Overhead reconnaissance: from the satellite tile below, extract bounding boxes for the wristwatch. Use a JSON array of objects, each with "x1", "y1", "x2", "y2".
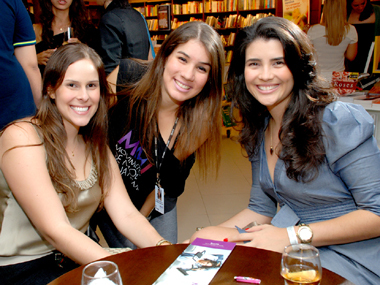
[{"x1": 297, "y1": 223, "x2": 313, "y2": 244}]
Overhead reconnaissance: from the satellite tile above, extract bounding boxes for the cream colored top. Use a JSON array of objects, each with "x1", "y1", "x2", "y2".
[{"x1": 0, "y1": 163, "x2": 101, "y2": 265}]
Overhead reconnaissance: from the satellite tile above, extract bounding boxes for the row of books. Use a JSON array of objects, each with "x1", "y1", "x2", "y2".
[
  {"x1": 134, "y1": 0, "x2": 275, "y2": 17},
  {"x1": 172, "y1": 17, "x2": 202, "y2": 29},
  {"x1": 173, "y1": 2, "x2": 203, "y2": 14},
  {"x1": 148, "y1": 12, "x2": 271, "y2": 31},
  {"x1": 205, "y1": 12, "x2": 271, "y2": 29}
]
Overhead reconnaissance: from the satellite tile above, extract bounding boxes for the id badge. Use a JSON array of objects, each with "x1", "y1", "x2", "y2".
[{"x1": 155, "y1": 184, "x2": 164, "y2": 214}]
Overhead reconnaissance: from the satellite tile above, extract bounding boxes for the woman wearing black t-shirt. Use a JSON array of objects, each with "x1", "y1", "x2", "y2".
[{"x1": 93, "y1": 22, "x2": 225, "y2": 248}]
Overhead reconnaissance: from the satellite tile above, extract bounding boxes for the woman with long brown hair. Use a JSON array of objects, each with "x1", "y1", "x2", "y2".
[
  {"x1": 0, "y1": 43, "x2": 169, "y2": 284},
  {"x1": 93, "y1": 21, "x2": 225, "y2": 248}
]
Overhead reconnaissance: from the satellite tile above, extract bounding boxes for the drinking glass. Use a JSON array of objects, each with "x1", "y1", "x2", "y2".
[
  {"x1": 63, "y1": 27, "x2": 74, "y2": 45},
  {"x1": 281, "y1": 244, "x2": 322, "y2": 285},
  {"x1": 81, "y1": 260, "x2": 123, "y2": 285}
]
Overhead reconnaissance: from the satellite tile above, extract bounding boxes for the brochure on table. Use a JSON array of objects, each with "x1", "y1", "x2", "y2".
[{"x1": 153, "y1": 238, "x2": 236, "y2": 285}]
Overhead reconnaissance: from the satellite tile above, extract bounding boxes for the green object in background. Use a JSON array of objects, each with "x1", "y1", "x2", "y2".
[{"x1": 222, "y1": 105, "x2": 234, "y2": 128}]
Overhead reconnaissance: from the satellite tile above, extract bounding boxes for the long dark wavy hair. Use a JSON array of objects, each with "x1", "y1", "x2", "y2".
[
  {"x1": 38, "y1": 0, "x2": 89, "y2": 46},
  {"x1": 347, "y1": 0, "x2": 374, "y2": 21},
  {"x1": 37, "y1": 43, "x2": 111, "y2": 211},
  {"x1": 229, "y1": 16, "x2": 337, "y2": 182},
  {"x1": 118, "y1": 21, "x2": 225, "y2": 179}
]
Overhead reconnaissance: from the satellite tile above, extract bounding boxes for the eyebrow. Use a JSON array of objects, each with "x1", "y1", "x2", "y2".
[
  {"x1": 177, "y1": 51, "x2": 211, "y2": 67},
  {"x1": 64, "y1": 79, "x2": 99, "y2": 83},
  {"x1": 246, "y1": 56, "x2": 284, "y2": 63}
]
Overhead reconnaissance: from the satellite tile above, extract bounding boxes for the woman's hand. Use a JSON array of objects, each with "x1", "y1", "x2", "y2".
[
  {"x1": 37, "y1": 49, "x2": 56, "y2": 65},
  {"x1": 228, "y1": 224, "x2": 289, "y2": 253},
  {"x1": 67, "y1": 37, "x2": 81, "y2": 44}
]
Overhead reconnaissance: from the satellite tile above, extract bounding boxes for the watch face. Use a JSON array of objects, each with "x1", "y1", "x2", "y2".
[{"x1": 299, "y1": 227, "x2": 312, "y2": 241}]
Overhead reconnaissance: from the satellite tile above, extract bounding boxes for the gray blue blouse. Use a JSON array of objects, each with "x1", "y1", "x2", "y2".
[{"x1": 248, "y1": 101, "x2": 380, "y2": 285}]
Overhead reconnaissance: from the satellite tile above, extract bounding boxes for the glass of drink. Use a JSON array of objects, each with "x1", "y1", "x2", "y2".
[
  {"x1": 281, "y1": 244, "x2": 322, "y2": 285},
  {"x1": 63, "y1": 27, "x2": 74, "y2": 45},
  {"x1": 81, "y1": 260, "x2": 122, "y2": 285}
]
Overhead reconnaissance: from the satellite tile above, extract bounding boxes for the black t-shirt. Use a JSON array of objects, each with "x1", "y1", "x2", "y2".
[{"x1": 108, "y1": 96, "x2": 195, "y2": 216}]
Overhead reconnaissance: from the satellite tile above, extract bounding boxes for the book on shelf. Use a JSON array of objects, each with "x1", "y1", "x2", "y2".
[
  {"x1": 226, "y1": 50, "x2": 233, "y2": 63},
  {"x1": 152, "y1": 238, "x2": 236, "y2": 285}
]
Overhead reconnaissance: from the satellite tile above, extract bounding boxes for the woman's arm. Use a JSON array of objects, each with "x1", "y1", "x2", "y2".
[
  {"x1": 103, "y1": 148, "x2": 166, "y2": 247},
  {"x1": 0, "y1": 123, "x2": 111, "y2": 265},
  {"x1": 189, "y1": 208, "x2": 272, "y2": 243},
  {"x1": 345, "y1": 42, "x2": 358, "y2": 61}
]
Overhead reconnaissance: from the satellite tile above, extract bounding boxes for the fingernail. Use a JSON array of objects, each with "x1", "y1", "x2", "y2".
[
  {"x1": 223, "y1": 238, "x2": 228, "y2": 242},
  {"x1": 245, "y1": 228, "x2": 250, "y2": 230}
]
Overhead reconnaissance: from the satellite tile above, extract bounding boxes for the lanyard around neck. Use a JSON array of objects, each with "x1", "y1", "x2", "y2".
[{"x1": 154, "y1": 117, "x2": 179, "y2": 186}]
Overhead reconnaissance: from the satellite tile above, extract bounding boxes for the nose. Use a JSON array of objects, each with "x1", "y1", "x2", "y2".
[
  {"x1": 77, "y1": 86, "x2": 90, "y2": 101},
  {"x1": 181, "y1": 66, "x2": 195, "y2": 81},
  {"x1": 258, "y1": 65, "x2": 274, "y2": 81}
]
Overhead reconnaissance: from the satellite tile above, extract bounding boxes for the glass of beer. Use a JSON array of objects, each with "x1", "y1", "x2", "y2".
[{"x1": 281, "y1": 244, "x2": 322, "y2": 285}]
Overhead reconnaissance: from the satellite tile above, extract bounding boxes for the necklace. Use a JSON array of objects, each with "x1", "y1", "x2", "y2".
[
  {"x1": 69, "y1": 137, "x2": 79, "y2": 157},
  {"x1": 269, "y1": 119, "x2": 274, "y2": 155}
]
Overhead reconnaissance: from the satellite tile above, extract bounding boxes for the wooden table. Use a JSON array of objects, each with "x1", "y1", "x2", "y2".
[{"x1": 49, "y1": 244, "x2": 348, "y2": 284}]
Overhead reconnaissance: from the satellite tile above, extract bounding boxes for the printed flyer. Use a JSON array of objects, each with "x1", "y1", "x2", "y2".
[
  {"x1": 153, "y1": 238, "x2": 236, "y2": 285},
  {"x1": 283, "y1": 0, "x2": 310, "y2": 32}
]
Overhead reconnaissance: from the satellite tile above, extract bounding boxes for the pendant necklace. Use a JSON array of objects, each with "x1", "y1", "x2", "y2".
[
  {"x1": 70, "y1": 137, "x2": 79, "y2": 157},
  {"x1": 269, "y1": 119, "x2": 274, "y2": 155}
]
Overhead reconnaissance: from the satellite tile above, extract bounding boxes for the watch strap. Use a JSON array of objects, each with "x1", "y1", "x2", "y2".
[{"x1": 286, "y1": 226, "x2": 299, "y2": 245}]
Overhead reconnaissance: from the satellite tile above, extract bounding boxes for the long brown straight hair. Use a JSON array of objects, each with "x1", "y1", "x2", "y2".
[
  {"x1": 321, "y1": 0, "x2": 350, "y2": 46},
  {"x1": 120, "y1": 21, "x2": 225, "y2": 179},
  {"x1": 37, "y1": 43, "x2": 111, "y2": 211}
]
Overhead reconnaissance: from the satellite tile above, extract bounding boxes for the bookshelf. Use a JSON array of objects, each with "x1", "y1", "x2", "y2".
[{"x1": 130, "y1": 0, "x2": 282, "y2": 60}]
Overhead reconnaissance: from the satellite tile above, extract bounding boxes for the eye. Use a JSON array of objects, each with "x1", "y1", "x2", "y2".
[
  {"x1": 247, "y1": 61, "x2": 259, "y2": 67},
  {"x1": 198, "y1": 65, "x2": 208, "y2": 73},
  {"x1": 67, "y1": 83, "x2": 77, "y2": 88},
  {"x1": 88, "y1": 83, "x2": 98, "y2": 88},
  {"x1": 178, "y1": 56, "x2": 187, "y2": 63},
  {"x1": 274, "y1": 60, "x2": 286, "y2": 67}
]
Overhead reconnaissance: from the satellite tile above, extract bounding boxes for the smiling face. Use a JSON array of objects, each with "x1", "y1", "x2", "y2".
[
  {"x1": 161, "y1": 39, "x2": 211, "y2": 108},
  {"x1": 351, "y1": 0, "x2": 367, "y2": 14},
  {"x1": 49, "y1": 58, "x2": 100, "y2": 132},
  {"x1": 244, "y1": 38, "x2": 294, "y2": 114}
]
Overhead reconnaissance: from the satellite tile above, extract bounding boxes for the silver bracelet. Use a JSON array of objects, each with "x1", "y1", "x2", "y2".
[{"x1": 286, "y1": 226, "x2": 299, "y2": 245}]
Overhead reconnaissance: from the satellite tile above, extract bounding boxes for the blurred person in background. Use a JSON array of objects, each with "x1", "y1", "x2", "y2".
[
  {"x1": 346, "y1": 0, "x2": 380, "y2": 73},
  {"x1": 34, "y1": 0, "x2": 99, "y2": 75},
  {"x1": 96, "y1": 0, "x2": 151, "y2": 75},
  {"x1": 307, "y1": 0, "x2": 357, "y2": 82}
]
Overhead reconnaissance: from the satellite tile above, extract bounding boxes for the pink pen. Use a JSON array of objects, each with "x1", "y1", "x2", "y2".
[{"x1": 234, "y1": 276, "x2": 261, "y2": 284}]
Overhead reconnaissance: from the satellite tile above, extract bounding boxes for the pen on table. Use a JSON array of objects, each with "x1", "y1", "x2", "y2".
[{"x1": 234, "y1": 276, "x2": 261, "y2": 284}]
